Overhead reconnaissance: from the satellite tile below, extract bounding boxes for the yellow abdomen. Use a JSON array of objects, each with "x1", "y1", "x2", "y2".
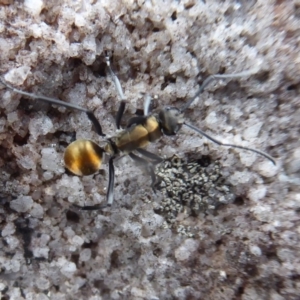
[
  {"x1": 64, "y1": 140, "x2": 104, "y2": 176},
  {"x1": 116, "y1": 115, "x2": 162, "y2": 153}
]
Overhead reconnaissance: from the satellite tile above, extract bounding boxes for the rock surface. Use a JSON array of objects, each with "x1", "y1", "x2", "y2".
[{"x1": 0, "y1": 1, "x2": 299, "y2": 299}]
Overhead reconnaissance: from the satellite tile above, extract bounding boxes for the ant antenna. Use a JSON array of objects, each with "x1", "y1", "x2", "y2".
[
  {"x1": 183, "y1": 122, "x2": 276, "y2": 165},
  {"x1": 180, "y1": 68, "x2": 259, "y2": 113},
  {"x1": 0, "y1": 76, "x2": 105, "y2": 136}
]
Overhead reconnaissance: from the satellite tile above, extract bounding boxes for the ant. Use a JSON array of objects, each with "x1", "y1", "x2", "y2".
[{"x1": 0, "y1": 57, "x2": 275, "y2": 209}]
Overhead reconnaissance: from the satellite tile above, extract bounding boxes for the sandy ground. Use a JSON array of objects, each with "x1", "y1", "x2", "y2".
[{"x1": 0, "y1": 0, "x2": 299, "y2": 299}]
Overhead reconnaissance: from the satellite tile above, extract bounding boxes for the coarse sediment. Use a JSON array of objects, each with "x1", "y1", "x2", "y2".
[{"x1": 0, "y1": 1, "x2": 299, "y2": 299}]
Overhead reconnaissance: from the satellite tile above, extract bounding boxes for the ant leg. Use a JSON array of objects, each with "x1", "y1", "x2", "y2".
[
  {"x1": 136, "y1": 148, "x2": 163, "y2": 165},
  {"x1": 106, "y1": 156, "x2": 115, "y2": 206},
  {"x1": 72, "y1": 156, "x2": 115, "y2": 210},
  {"x1": 116, "y1": 101, "x2": 126, "y2": 129},
  {"x1": 72, "y1": 203, "x2": 108, "y2": 210},
  {"x1": 143, "y1": 95, "x2": 152, "y2": 116},
  {"x1": 129, "y1": 152, "x2": 157, "y2": 192},
  {"x1": 0, "y1": 77, "x2": 105, "y2": 136},
  {"x1": 180, "y1": 68, "x2": 259, "y2": 112},
  {"x1": 105, "y1": 56, "x2": 126, "y2": 129}
]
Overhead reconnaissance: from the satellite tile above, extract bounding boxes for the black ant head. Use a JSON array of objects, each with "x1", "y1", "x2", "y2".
[{"x1": 158, "y1": 107, "x2": 184, "y2": 135}]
